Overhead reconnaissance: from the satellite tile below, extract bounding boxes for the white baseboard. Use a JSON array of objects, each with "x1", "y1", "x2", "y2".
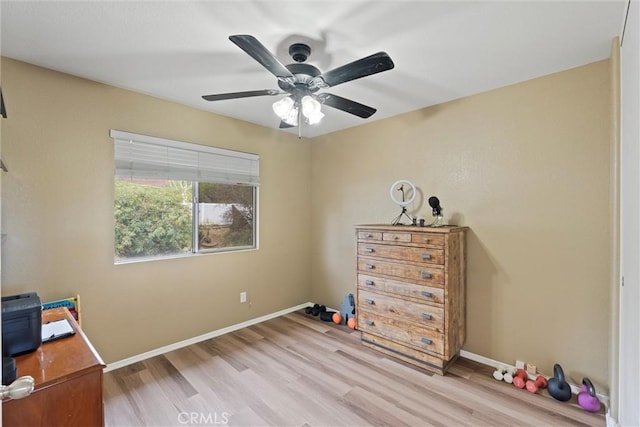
[
  {"x1": 605, "y1": 411, "x2": 619, "y2": 427},
  {"x1": 104, "y1": 302, "x2": 313, "y2": 373},
  {"x1": 460, "y1": 350, "x2": 610, "y2": 408}
]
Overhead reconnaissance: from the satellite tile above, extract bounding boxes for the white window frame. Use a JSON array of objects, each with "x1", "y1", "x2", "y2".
[{"x1": 111, "y1": 130, "x2": 259, "y2": 262}]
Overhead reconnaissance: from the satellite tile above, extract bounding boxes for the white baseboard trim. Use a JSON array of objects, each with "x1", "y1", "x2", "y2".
[
  {"x1": 104, "y1": 302, "x2": 313, "y2": 373},
  {"x1": 460, "y1": 350, "x2": 610, "y2": 408}
]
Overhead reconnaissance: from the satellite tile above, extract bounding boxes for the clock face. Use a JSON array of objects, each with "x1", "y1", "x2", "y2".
[{"x1": 390, "y1": 180, "x2": 416, "y2": 207}]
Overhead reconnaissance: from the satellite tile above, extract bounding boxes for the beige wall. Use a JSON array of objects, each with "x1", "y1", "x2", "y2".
[
  {"x1": 0, "y1": 58, "x2": 312, "y2": 363},
  {"x1": 311, "y1": 60, "x2": 613, "y2": 389},
  {"x1": 1, "y1": 56, "x2": 614, "y2": 391}
]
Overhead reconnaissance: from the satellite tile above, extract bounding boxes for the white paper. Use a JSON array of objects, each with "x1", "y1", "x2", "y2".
[{"x1": 41, "y1": 318, "x2": 75, "y2": 342}]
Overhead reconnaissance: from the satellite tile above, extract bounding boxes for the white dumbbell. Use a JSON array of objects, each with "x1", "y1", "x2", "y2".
[
  {"x1": 503, "y1": 367, "x2": 516, "y2": 384},
  {"x1": 492, "y1": 366, "x2": 506, "y2": 381}
]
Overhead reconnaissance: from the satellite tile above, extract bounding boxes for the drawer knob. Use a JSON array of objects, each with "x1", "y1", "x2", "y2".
[
  {"x1": 365, "y1": 247, "x2": 375, "y2": 253},
  {"x1": 421, "y1": 291, "x2": 433, "y2": 298},
  {"x1": 365, "y1": 320, "x2": 375, "y2": 326},
  {"x1": 365, "y1": 299, "x2": 375, "y2": 305},
  {"x1": 421, "y1": 271, "x2": 432, "y2": 279},
  {"x1": 422, "y1": 313, "x2": 432, "y2": 320},
  {"x1": 421, "y1": 253, "x2": 432, "y2": 260},
  {"x1": 366, "y1": 234, "x2": 373, "y2": 238},
  {"x1": 366, "y1": 264, "x2": 375, "y2": 270},
  {"x1": 393, "y1": 236, "x2": 399, "y2": 240},
  {"x1": 365, "y1": 280, "x2": 375, "y2": 286},
  {"x1": 424, "y1": 238, "x2": 429, "y2": 243},
  {"x1": 421, "y1": 337, "x2": 433, "y2": 345}
]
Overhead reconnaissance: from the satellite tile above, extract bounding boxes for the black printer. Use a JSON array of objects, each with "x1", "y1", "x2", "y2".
[{"x1": 2, "y1": 292, "x2": 42, "y2": 357}]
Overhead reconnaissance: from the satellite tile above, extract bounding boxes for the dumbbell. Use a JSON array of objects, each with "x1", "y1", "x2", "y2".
[
  {"x1": 512, "y1": 369, "x2": 528, "y2": 389},
  {"x1": 310, "y1": 304, "x2": 326, "y2": 316},
  {"x1": 492, "y1": 367, "x2": 506, "y2": 381},
  {"x1": 503, "y1": 367, "x2": 516, "y2": 384},
  {"x1": 526, "y1": 375, "x2": 548, "y2": 393},
  {"x1": 492, "y1": 366, "x2": 516, "y2": 383}
]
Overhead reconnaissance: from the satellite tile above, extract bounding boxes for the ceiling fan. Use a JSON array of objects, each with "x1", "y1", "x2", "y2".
[{"x1": 202, "y1": 35, "x2": 395, "y2": 134}]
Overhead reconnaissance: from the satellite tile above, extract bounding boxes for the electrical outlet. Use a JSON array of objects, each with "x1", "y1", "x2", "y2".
[
  {"x1": 515, "y1": 360, "x2": 526, "y2": 370},
  {"x1": 526, "y1": 363, "x2": 537, "y2": 376},
  {"x1": 240, "y1": 292, "x2": 247, "y2": 303}
]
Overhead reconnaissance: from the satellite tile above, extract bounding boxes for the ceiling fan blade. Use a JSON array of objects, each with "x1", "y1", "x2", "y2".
[
  {"x1": 313, "y1": 52, "x2": 394, "y2": 88},
  {"x1": 202, "y1": 89, "x2": 282, "y2": 101},
  {"x1": 279, "y1": 121, "x2": 295, "y2": 129},
  {"x1": 229, "y1": 35, "x2": 294, "y2": 79},
  {"x1": 317, "y1": 93, "x2": 377, "y2": 118}
]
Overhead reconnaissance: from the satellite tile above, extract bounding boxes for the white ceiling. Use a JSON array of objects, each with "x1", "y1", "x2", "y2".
[{"x1": 0, "y1": 1, "x2": 626, "y2": 138}]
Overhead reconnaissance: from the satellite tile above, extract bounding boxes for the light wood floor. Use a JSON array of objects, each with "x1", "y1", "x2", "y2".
[{"x1": 104, "y1": 311, "x2": 605, "y2": 426}]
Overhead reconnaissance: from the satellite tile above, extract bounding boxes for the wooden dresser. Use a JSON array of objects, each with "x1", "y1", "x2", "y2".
[
  {"x1": 355, "y1": 224, "x2": 467, "y2": 375},
  {"x1": 2, "y1": 307, "x2": 105, "y2": 426}
]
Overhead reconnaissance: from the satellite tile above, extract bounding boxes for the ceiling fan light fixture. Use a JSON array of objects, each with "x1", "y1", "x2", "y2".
[
  {"x1": 273, "y1": 96, "x2": 299, "y2": 126},
  {"x1": 282, "y1": 106, "x2": 299, "y2": 126},
  {"x1": 272, "y1": 96, "x2": 298, "y2": 126},
  {"x1": 301, "y1": 95, "x2": 320, "y2": 115},
  {"x1": 301, "y1": 95, "x2": 324, "y2": 125},
  {"x1": 272, "y1": 96, "x2": 294, "y2": 117},
  {"x1": 306, "y1": 109, "x2": 324, "y2": 125}
]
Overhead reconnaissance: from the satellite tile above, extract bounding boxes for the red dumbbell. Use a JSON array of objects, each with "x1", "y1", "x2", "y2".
[
  {"x1": 526, "y1": 375, "x2": 548, "y2": 393},
  {"x1": 513, "y1": 369, "x2": 528, "y2": 389}
]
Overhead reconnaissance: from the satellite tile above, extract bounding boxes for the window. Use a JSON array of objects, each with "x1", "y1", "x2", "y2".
[{"x1": 111, "y1": 130, "x2": 258, "y2": 263}]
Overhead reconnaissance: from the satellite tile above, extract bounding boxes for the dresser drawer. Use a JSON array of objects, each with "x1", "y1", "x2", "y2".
[
  {"x1": 358, "y1": 243, "x2": 444, "y2": 265},
  {"x1": 411, "y1": 233, "x2": 445, "y2": 247},
  {"x1": 357, "y1": 230, "x2": 382, "y2": 241},
  {"x1": 382, "y1": 231, "x2": 412, "y2": 243},
  {"x1": 358, "y1": 289, "x2": 444, "y2": 332},
  {"x1": 357, "y1": 274, "x2": 444, "y2": 305},
  {"x1": 357, "y1": 310, "x2": 444, "y2": 355},
  {"x1": 357, "y1": 257, "x2": 444, "y2": 286}
]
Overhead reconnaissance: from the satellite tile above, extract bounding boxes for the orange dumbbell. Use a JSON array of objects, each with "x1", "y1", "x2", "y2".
[
  {"x1": 512, "y1": 369, "x2": 528, "y2": 389},
  {"x1": 526, "y1": 375, "x2": 548, "y2": 393}
]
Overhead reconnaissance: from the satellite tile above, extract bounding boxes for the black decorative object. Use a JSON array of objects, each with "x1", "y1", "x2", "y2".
[{"x1": 428, "y1": 196, "x2": 444, "y2": 227}]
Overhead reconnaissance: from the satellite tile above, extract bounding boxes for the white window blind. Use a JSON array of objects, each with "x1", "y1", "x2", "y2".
[{"x1": 110, "y1": 130, "x2": 259, "y2": 186}]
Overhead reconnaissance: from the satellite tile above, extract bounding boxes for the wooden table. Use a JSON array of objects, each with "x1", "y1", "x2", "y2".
[{"x1": 2, "y1": 307, "x2": 105, "y2": 426}]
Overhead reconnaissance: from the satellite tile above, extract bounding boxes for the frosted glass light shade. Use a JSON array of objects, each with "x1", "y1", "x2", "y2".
[
  {"x1": 306, "y1": 110, "x2": 324, "y2": 125},
  {"x1": 301, "y1": 96, "x2": 324, "y2": 124},
  {"x1": 272, "y1": 96, "x2": 294, "y2": 117},
  {"x1": 301, "y1": 96, "x2": 320, "y2": 115},
  {"x1": 282, "y1": 106, "x2": 299, "y2": 126},
  {"x1": 272, "y1": 96, "x2": 298, "y2": 126}
]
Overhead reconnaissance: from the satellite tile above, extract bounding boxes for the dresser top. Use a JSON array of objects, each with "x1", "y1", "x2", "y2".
[
  {"x1": 356, "y1": 224, "x2": 468, "y2": 233},
  {"x1": 10, "y1": 307, "x2": 105, "y2": 391}
]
